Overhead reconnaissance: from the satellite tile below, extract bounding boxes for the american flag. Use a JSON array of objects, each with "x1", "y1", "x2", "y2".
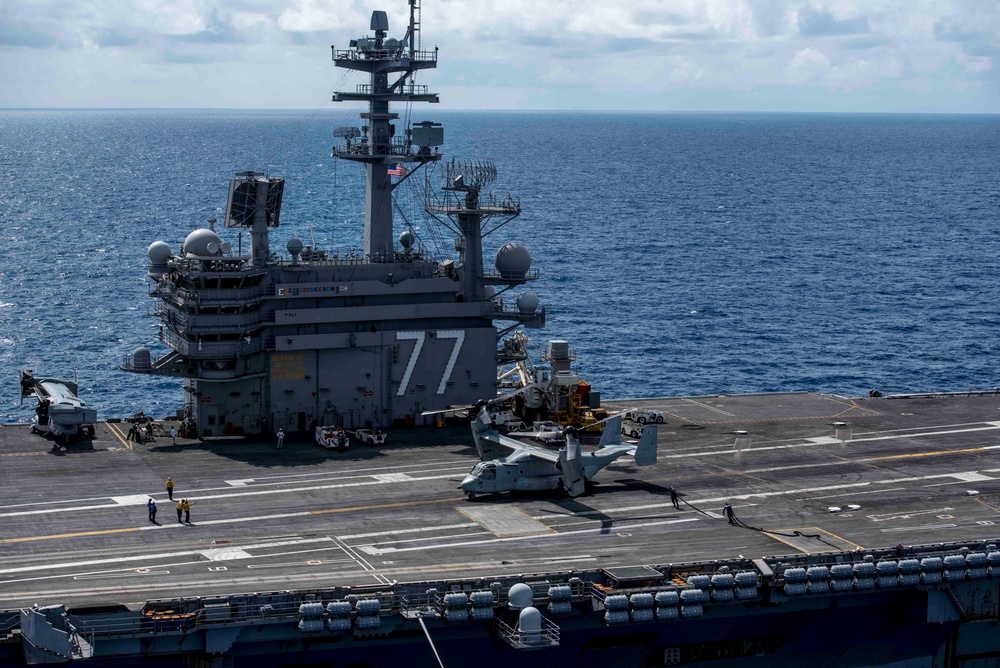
[{"x1": 387, "y1": 163, "x2": 408, "y2": 177}]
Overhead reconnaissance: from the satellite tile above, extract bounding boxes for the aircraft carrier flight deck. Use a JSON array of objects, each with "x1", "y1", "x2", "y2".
[{"x1": 4, "y1": 390, "x2": 1000, "y2": 612}]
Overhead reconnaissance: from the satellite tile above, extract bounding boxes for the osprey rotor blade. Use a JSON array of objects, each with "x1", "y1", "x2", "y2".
[
  {"x1": 420, "y1": 404, "x2": 476, "y2": 417},
  {"x1": 485, "y1": 383, "x2": 536, "y2": 408},
  {"x1": 576, "y1": 410, "x2": 625, "y2": 431},
  {"x1": 559, "y1": 440, "x2": 586, "y2": 497}
]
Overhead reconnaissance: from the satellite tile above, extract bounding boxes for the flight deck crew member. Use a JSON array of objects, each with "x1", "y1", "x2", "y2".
[
  {"x1": 147, "y1": 498, "x2": 157, "y2": 523},
  {"x1": 724, "y1": 502, "x2": 736, "y2": 525},
  {"x1": 170, "y1": 427, "x2": 178, "y2": 445},
  {"x1": 165, "y1": 476, "x2": 175, "y2": 500},
  {"x1": 669, "y1": 486, "x2": 681, "y2": 510},
  {"x1": 182, "y1": 499, "x2": 195, "y2": 523},
  {"x1": 276, "y1": 429, "x2": 285, "y2": 449},
  {"x1": 176, "y1": 499, "x2": 184, "y2": 523}
]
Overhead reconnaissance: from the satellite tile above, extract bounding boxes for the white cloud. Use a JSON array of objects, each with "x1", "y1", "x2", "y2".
[
  {"x1": 786, "y1": 47, "x2": 833, "y2": 83},
  {"x1": 0, "y1": 0, "x2": 996, "y2": 112},
  {"x1": 132, "y1": 0, "x2": 208, "y2": 35}
]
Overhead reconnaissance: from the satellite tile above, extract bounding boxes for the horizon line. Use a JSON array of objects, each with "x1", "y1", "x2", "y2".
[{"x1": 1, "y1": 106, "x2": 998, "y2": 117}]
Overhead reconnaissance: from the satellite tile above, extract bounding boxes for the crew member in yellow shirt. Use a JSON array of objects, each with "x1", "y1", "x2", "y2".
[{"x1": 182, "y1": 499, "x2": 196, "y2": 523}]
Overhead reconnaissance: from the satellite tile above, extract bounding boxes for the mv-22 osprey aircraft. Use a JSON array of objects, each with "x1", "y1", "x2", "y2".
[{"x1": 428, "y1": 397, "x2": 658, "y2": 499}]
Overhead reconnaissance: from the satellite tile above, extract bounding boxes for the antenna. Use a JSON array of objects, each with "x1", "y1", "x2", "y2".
[
  {"x1": 331, "y1": 0, "x2": 441, "y2": 260},
  {"x1": 441, "y1": 159, "x2": 498, "y2": 191}
]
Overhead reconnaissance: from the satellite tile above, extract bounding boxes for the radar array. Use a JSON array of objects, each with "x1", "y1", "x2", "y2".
[{"x1": 441, "y1": 159, "x2": 499, "y2": 191}]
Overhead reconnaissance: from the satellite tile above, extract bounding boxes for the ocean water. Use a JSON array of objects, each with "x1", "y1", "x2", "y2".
[{"x1": 1, "y1": 109, "x2": 998, "y2": 423}]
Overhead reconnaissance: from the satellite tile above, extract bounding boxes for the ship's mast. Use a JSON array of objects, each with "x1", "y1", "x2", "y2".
[{"x1": 331, "y1": 1, "x2": 441, "y2": 261}]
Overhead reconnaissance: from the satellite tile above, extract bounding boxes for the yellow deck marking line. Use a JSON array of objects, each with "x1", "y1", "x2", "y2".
[
  {"x1": 831, "y1": 402, "x2": 865, "y2": 418},
  {"x1": 1, "y1": 527, "x2": 141, "y2": 544},
  {"x1": 104, "y1": 423, "x2": 130, "y2": 450},
  {"x1": 2, "y1": 498, "x2": 465, "y2": 545},
  {"x1": 513, "y1": 504, "x2": 557, "y2": 534},
  {"x1": 309, "y1": 497, "x2": 462, "y2": 515},
  {"x1": 763, "y1": 526, "x2": 863, "y2": 553},
  {"x1": 866, "y1": 446, "x2": 988, "y2": 462},
  {"x1": 975, "y1": 497, "x2": 1000, "y2": 514},
  {"x1": 812, "y1": 526, "x2": 863, "y2": 550}
]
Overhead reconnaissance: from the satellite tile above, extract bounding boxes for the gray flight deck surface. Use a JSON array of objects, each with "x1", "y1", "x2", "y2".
[{"x1": 4, "y1": 391, "x2": 1000, "y2": 611}]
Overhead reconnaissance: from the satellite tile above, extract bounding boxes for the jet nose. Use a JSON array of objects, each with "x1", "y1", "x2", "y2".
[{"x1": 459, "y1": 475, "x2": 477, "y2": 491}]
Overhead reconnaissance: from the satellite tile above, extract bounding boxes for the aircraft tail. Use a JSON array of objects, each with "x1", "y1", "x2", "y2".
[
  {"x1": 598, "y1": 415, "x2": 622, "y2": 447},
  {"x1": 633, "y1": 425, "x2": 657, "y2": 466}
]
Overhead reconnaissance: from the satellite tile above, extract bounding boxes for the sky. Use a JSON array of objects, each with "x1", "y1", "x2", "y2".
[{"x1": 1, "y1": 0, "x2": 998, "y2": 113}]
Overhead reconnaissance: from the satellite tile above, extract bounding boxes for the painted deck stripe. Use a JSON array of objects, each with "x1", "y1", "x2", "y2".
[
  {"x1": 0, "y1": 473, "x2": 463, "y2": 518},
  {"x1": 363, "y1": 517, "x2": 700, "y2": 555},
  {"x1": 0, "y1": 537, "x2": 335, "y2": 575},
  {"x1": 666, "y1": 423, "x2": 1000, "y2": 459}
]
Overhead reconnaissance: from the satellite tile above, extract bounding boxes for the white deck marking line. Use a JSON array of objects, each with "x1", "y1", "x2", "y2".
[
  {"x1": 806, "y1": 487, "x2": 908, "y2": 500},
  {"x1": 372, "y1": 473, "x2": 413, "y2": 483},
  {"x1": 0, "y1": 473, "x2": 461, "y2": 518},
  {"x1": 340, "y1": 522, "x2": 477, "y2": 540},
  {"x1": 74, "y1": 570, "x2": 171, "y2": 581},
  {"x1": 804, "y1": 437, "x2": 840, "y2": 445},
  {"x1": 359, "y1": 530, "x2": 494, "y2": 549},
  {"x1": 458, "y1": 505, "x2": 553, "y2": 537},
  {"x1": 538, "y1": 469, "x2": 1000, "y2": 519},
  {"x1": 243, "y1": 459, "x2": 465, "y2": 482},
  {"x1": 201, "y1": 547, "x2": 254, "y2": 561},
  {"x1": 1, "y1": 562, "x2": 484, "y2": 604},
  {"x1": 665, "y1": 425, "x2": 1000, "y2": 459},
  {"x1": 363, "y1": 517, "x2": 700, "y2": 555},
  {"x1": 0, "y1": 537, "x2": 335, "y2": 576},
  {"x1": 950, "y1": 471, "x2": 995, "y2": 482},
  {"x1": 186, "y1": 466, "x2": 470, "y2": 493},
  {"x1": 655, "y1": 420, "x2": 1000, "y2": 456},
  {"x1": 880, "y1": 524, "x2": 958, "y2": 533},
  {"x1": 852, "y1": 422, "x2": 1000, "y2": 436},
  {"x1": 921, "y1": 479, "x2": 1000, "y2": 488},
  {"x1": 332, "y1": 535, "x2": 391, "y2": 585},
  {"x1": 110, "y1": 494, "x2": 153, "y2": 506},
  {"x1": 8, "y1": 551, "x2": 349, "y2": 587},
  {"x1": 741, "y1": 461, "x2": 854, "y2": 474},
  {"x1": 867, "y1": 508, "x2": 954, "y2": 522},
  {"x1": 742, "y1": 448, "x2": 1000, "y2": 474},
  {"x1": 220, "y1": 464, "x2": 470, "y2": 489},
  {"x1": 2, "y1": 555, "x2": 356, "y2": 588},
  {"x1": 0, "y1": 461, "x2": 471, "y2": 511},
  {"x1": 247, "y1": 558, "x2": 358, "y2": 570}
]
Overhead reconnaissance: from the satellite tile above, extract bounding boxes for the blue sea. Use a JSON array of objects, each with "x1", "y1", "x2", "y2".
[{"x1": 1, "y1": 109, "x2": 998, "y2": 423}]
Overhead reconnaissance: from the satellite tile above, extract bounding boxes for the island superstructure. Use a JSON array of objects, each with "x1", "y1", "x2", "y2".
[{"x1": 121, "y1": 1, "x2": 544, "y2": 436}]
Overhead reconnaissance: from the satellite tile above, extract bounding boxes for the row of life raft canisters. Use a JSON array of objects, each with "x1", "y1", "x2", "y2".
[
  {"x1": 779, "y1": 551, "x2": 1000, "y2": 596},
  {"x1": 297, "y1": 599, "x2": 382, "y2": 633}
]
